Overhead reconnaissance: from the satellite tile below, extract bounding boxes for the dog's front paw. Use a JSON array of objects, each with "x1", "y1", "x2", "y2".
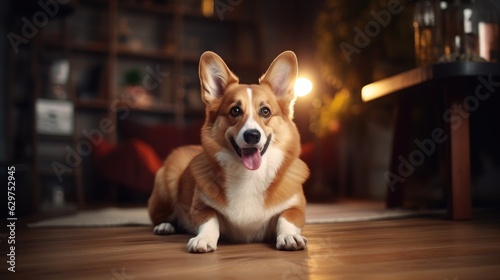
[
  {"x1": 276, "y1": 234, "x2": 308, "y2": 251},
  {"x1": 153, "y1": 222, "x2": 176, "y2": 235},
  {"x1": 187, "y1": 236, "x2": 217, "y2": 253}
]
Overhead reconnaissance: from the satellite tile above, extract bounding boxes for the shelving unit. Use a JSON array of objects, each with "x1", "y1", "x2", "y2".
[{"x1": 6, "y1": 0, "x2": 264, "y2": 210}]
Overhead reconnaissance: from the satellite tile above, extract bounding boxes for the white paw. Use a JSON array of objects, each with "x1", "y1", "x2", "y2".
[
  {"x1": 187, "y1": 236, "x2": 217, "y2": 253},
  {"x1": 276, "y1": 234, "x2": 308, "y2": 251},
  {"x1": 153, "y1": 222, "x2": 176, "y2": 235}
]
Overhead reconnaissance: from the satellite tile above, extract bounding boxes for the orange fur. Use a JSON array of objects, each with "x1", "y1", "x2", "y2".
[{"x1": 148, "y1": 51, "x2": 310, "y2": 252}]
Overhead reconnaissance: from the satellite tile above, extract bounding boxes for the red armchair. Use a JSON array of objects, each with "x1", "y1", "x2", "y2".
[{"x1": 92, "y1": 121, "x2": 203, "y2": 193}]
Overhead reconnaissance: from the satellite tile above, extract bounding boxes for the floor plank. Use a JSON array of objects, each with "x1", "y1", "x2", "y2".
[{"x1": 4, "y1": 213, "x2": 500, "y2": 279}]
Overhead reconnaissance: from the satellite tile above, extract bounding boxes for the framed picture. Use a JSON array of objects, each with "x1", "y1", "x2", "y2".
[{"x1": 36, "y1": 99, "x2": 74, "y2": 136}]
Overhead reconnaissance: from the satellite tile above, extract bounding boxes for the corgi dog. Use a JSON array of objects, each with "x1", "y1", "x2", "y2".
[{"x1": 148, "y1": 50, "x2": 309, "y2": 253}]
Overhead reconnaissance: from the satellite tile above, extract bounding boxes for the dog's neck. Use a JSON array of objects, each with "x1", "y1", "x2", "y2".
[{"x1": 215, "y1": 145, "x2": 285, "y2": 190}]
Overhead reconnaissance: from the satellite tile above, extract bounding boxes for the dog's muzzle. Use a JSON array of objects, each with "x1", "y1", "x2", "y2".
[{"x1": 230, "y1": 133, "x2": 272, "y2": 170}]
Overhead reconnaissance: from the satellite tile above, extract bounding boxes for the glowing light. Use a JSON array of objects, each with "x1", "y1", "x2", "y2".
[
  {"x1": 361, "y1": 84, "x2": 385, "y2": 101},
  {"x1": 294, "y1": 77, "x2": 313, "y2": 97},
  {"x1": 202, "y1": 0, "x2": 214, "y2": 17}
]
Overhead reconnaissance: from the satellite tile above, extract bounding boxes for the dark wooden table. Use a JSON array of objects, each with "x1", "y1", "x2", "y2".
[{"x1": 362, "y1": 62, "x2": 500, "y2": 220}]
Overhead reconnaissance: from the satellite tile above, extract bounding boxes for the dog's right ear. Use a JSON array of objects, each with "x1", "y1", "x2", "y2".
[{"x1": 199, "y1": 51, "x2": 239, "y2": 104}]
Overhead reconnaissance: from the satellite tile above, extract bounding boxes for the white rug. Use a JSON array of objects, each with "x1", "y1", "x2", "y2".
[{"x1": 28, "y1": 203, "x2": 445, "y2": 228}]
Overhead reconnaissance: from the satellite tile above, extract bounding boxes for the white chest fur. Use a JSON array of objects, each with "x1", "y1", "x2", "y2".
[{"x1": 207, "y1": 146, "x2": 298, "y2": 242}]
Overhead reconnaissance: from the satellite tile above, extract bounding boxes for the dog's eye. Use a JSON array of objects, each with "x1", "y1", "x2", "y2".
[
  {"x1": 230, "y1": 106, "x2": 242, "y2": 117},
  {"x1": 260, "y1": 107, "x2": 271, "y2": 118}
]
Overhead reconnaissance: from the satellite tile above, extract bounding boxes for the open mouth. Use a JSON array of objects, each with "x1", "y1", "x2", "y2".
[{"x1": 230, "y1": 134, "x2": 272, "y2": 170}]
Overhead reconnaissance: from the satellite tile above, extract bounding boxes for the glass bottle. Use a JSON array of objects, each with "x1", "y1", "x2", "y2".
[
  {"x1": 413, "y1": 0, "x2": 443, "y2": 66},
  {"x1": 440, "y1": 0, "x2": 499, "y2": 62}
]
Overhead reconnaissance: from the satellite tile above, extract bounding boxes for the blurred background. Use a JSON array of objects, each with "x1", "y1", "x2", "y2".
[{"x1": 1, "y1": 0, "x2": 499, "y2": 215}]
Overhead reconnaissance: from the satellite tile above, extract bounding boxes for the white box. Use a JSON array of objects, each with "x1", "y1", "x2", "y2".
[{"x1": 36, "y1": 99, "x2": 74, "y2": 136}]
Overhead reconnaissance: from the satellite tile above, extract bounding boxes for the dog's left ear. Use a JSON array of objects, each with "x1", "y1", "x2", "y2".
[
  {"x1": 259, "y1": 51, "x2": 298, "y2": 101},
  {"x1": 199, "y1": 51, "x2": 239, "y2": 104}
]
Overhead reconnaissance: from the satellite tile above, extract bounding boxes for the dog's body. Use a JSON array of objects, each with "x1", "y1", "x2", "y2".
[{"x1": 148, "y1": 51, "x2": 309, "y2": 253}]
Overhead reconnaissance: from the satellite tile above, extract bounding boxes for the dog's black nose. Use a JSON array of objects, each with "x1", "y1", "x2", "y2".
[{"x1": 243, "y1": 129, "x2": 261, "y2": 145}]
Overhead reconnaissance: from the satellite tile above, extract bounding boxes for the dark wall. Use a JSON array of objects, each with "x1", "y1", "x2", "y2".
[{"x1": 0, "y1": 0, "x2": 10, "y2": 163}]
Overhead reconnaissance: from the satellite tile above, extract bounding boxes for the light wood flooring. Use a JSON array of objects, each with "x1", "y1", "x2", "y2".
[{"x1": 5, "y1": 212, "x2": 500, "y2": 280}]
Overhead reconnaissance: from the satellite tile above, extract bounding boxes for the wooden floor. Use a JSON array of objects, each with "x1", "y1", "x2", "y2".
[{"x1": 6, "y1": 213, "x2": 500, "y2": 280}]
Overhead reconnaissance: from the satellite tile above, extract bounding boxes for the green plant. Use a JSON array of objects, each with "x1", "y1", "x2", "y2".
[{"x1": 124, "y1": 69, "x2": 143, "y2": 86}]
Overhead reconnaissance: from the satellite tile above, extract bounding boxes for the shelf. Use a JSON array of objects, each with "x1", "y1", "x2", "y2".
[
  {"x1": 180, "y1": 52, "x2": 202, "y2": 64},
  {"x1": 7, "y1": 0, "x2": 263, "y2": 209},
  {"x1": 182, "y1": 10, "x2": 255, "y2": 26},
  {"x1": 76, "y1": 99, "x2": 109, "y2": 110},
  {"x1": 45, "y1": 40, "x2": 109, "y2": 54},
  {"x1": 181, "y1": 52, "x2": 260, "y2": 70},
  {"x1": 45, "y1": 40, "x2": 178, "y2": 60},
  {"x1": 70, "y1": 41, "x2": 109, "y2": 54},
  {"x1": 77, "y1": 98, "x2": 179, "y2": 114},
  {"x1": 118, "y1": 2, "x2": 177, "y2": 15},
  {"x1": 114, "y1": 101, "x2": 177, "y2": 115},
  {"x1": 37, "y1": 134, "x2": 74, "y2": 141},
  {"x1": 184, "y1": 107, "x2": 205, "y2": 118},
  {"x1": 116, "y1": 46, "x2": 176, "y2": 60}
]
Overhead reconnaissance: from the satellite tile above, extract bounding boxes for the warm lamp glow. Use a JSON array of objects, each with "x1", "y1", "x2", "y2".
[
  {"x1": 361, "y1": 84, "x2": 385, "y2": 101},
  {"x1": 202, "y1": 0, "x2": 214, "y2": 17},
  {"x1": 294, "y1": 77, "x2": 313, "y2": 97}
]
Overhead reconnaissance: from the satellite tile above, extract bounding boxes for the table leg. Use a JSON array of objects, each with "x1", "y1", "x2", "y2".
[
  {"x1": 386, "y1": 98, "x2": 412, "y2": 208},
  {"x1": 445, "y1": 88, "x2": 472, "y2": 220}
]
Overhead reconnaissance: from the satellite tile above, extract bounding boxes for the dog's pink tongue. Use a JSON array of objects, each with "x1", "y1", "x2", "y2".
[{"x1": 241, "y1": 148, "x2": 262, "y2": 170}]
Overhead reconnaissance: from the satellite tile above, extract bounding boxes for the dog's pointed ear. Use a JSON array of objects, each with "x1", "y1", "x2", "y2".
[
  {"x1": 259, "y1": 51, "x2": 298, "y2": 100},
  {"x1": 199, "y1": 51, "x2": 239, "y2": 104}
]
